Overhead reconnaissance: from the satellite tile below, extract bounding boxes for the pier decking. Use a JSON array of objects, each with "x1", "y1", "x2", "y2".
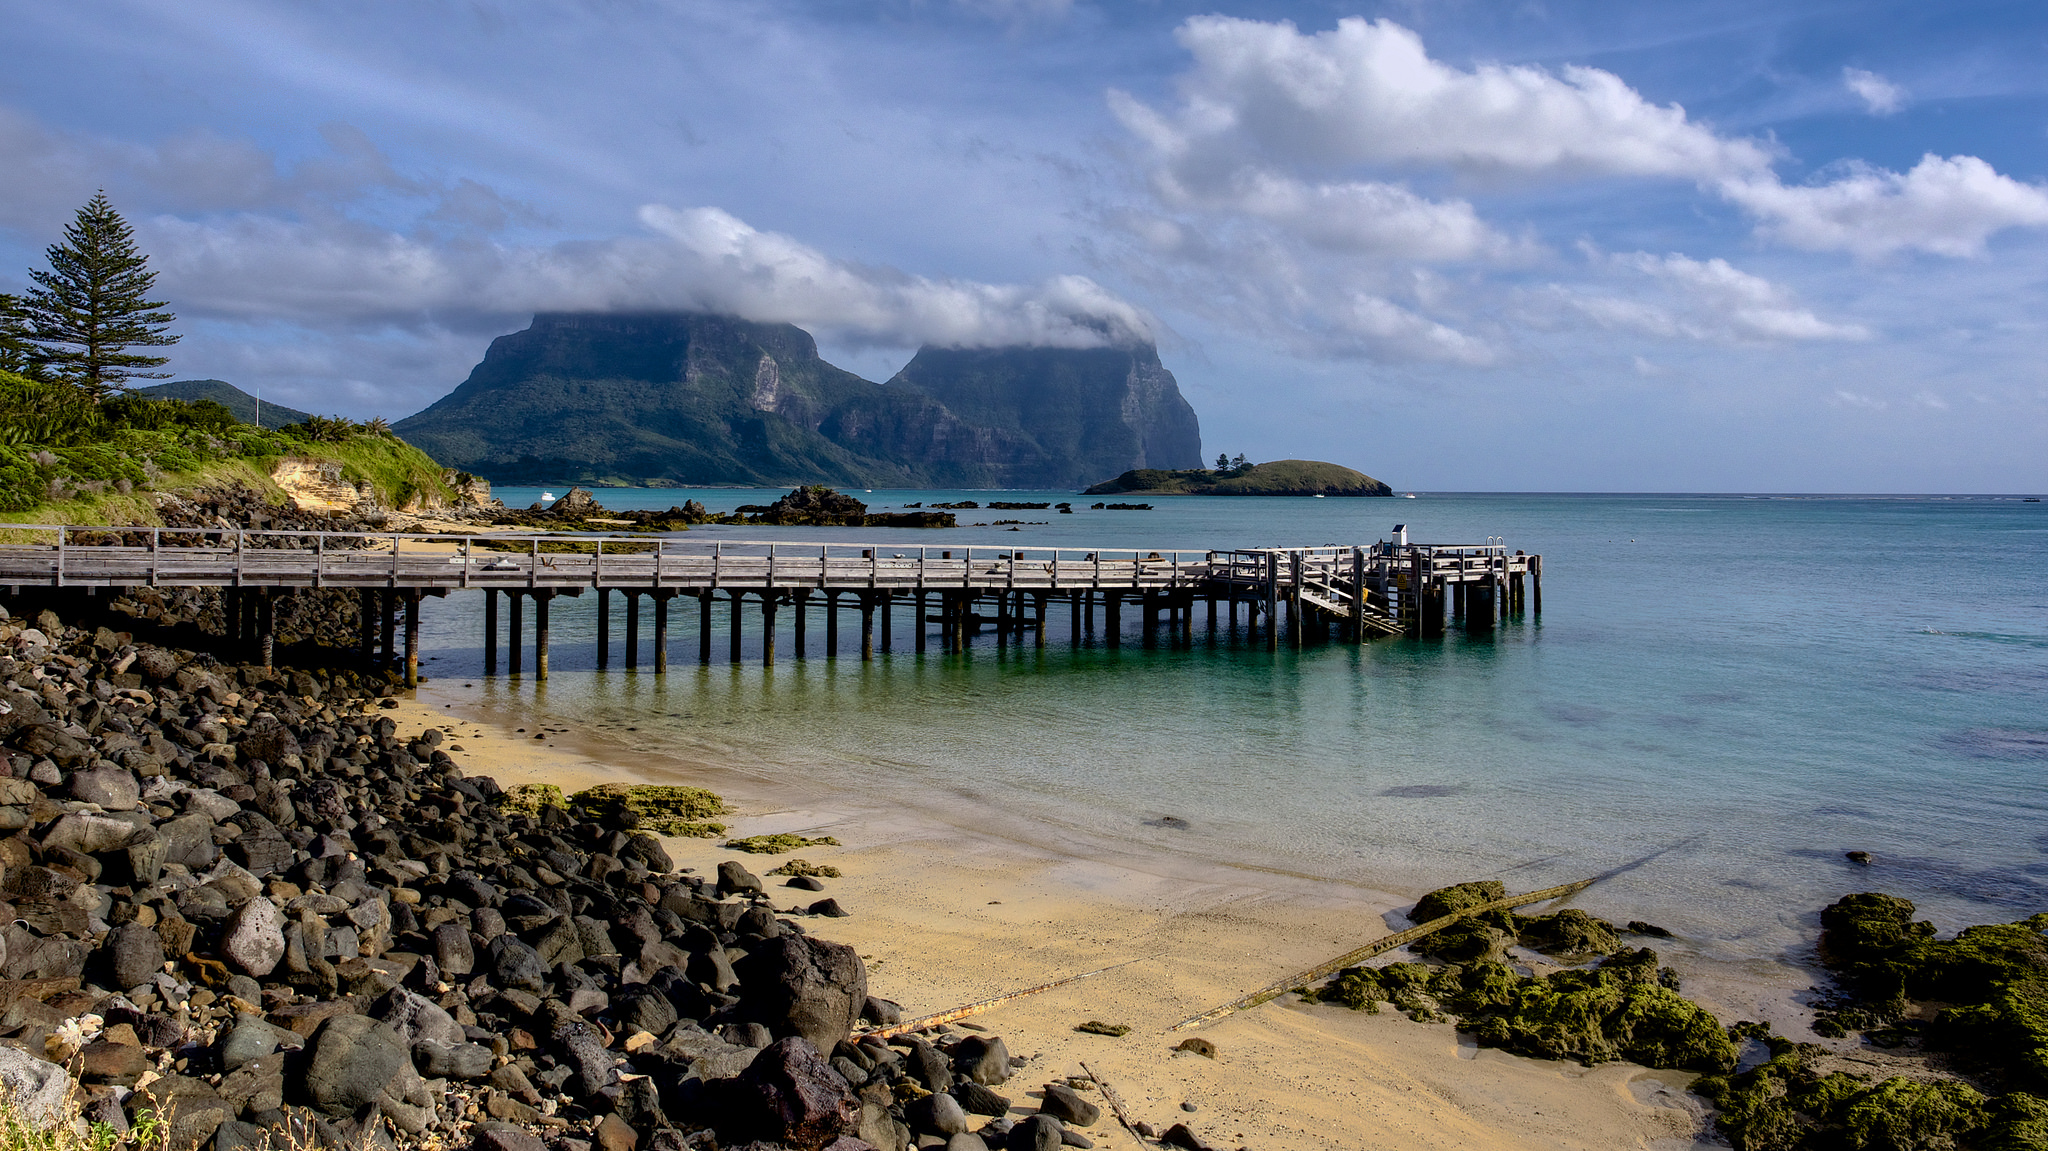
[{"x1": 0, "y1": 527, "x2": 1540, "y2": 685}]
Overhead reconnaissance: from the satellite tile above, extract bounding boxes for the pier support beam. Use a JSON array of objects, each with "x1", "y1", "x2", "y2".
[
  {"x1": 699, "y1": 592, "x2": 713, "y2": 665},
  {"x1": 794, "y1": 591, "x2": 809, "y2": 658},
  {"x1": 509, "y1": 592, "x2": 523, "y2": 676},
  {"x1": 1084, "y1": 592, "x2": 1094, "y2": 635},
  {"x1": 879, "y1": 592, "x2": 892, "y2": 653},
  {"x1": 1265, "y1": 553, "x2": 1280, "y2": 652},
  {"x1": 360, "y1": 588, "x2": 377, "y2": 663},
  {"x1": 916, "y1": 591, "x2": 927, "y2": 654},
  {"x1": 826, "y1": 592, "x2": 840, "y2": 658},
  {"x1": 483, "y1": 589, "x2": 497, "y2": 675},
  {"x1": 1105, "y1": 593, "x2": 1122, "y2": 649},
  {"x1": 597, "y1": 589, "x2": 610, "y2": 669},
  {"x1": 257, "y1": 590, "x2": 276, "y2": 670},
  {"x1": 535, "y1": 590, "x2": 553, "y2": 681},
  {"x1": 1467, "y1": 581, "x2": 1494, "y2": 631},
  {"x1": 761, "y1": 594, "x2": 777, "y2": 667},
  {"x1": 654, "y1": 591, "x2": 671, "y2": 674},
  {"x1": 380, "y1": 589, "x2": 397, "y2": 666},
  {"x1": 730, "y1": 592, "x2": 743, "y2": 664},
  {"x1": 860, "y1": 595, "x2": 875, "y2": 661},
  {"x1": 1532, "y1": 556, "x2": 1543, "y2": 614},
  {"x1": 401, "y1": 591, "x2": 419, "y2": 687},
  {"x1": 1034, "y1": 594, "x2": 1047, "y2": 648},
  {"x1": 626, "y1": 592, "x2": 640, "y2": 670}
]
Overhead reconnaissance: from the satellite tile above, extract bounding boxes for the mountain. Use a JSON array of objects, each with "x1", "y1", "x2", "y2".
[
  {"x1": 1085, "y1": 459, "x2": 1393, "y2": 497},
  {"x1": 138, "y1": 380, "x2": 313, "y2": 429},
  {"x1": 392, "y1": 312, "x2": 1204, "y2": 488},
  {"x1": 887, "y1": 343, "x2": 1203, "y2": 487}
]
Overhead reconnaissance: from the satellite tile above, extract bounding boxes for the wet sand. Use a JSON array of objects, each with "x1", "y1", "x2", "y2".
[{"x1": 390, "y1": 683, "x2": 1717, "y2": 1151}]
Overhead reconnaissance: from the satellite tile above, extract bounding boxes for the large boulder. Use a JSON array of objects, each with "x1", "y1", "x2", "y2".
[
  {"x1": 302, "y1": 1014, "x2": 409, "y2": 1115},
  {"x1": 0, "y1": 1045, "x2": 71, "y2": 1124},
  {"x1": 737, "y1": 1037, "x2": 860, "y2": 1151},
  {"x1": 735, "y1": 934, "x2": 867, "y2": 1054}
]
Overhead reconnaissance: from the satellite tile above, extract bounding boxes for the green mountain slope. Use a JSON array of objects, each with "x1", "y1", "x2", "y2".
[{"x1": 138, "y1": 380, "x2": 314, "y2": 429}]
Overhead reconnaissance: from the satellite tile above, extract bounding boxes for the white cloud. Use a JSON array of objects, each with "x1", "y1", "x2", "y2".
[
  {"x1": 1843, "y1": 68, "x2": 1907, "y2": 116},
  {"x1": 1721, "y1": 155, "x2": 2048, "y2": 258},
  {"x1": 1110, "y1": 16, "x2": 1772, "y2": 186},
  {"x1": 140, "y1": 204, "x2": 1154, "y2": 350},
  {"x1": 1831, "y1": 389, "x2": 1888, "y2": 410},
  {"x1": 1155, "y1": 168, "x2": 1528, "y2": 262},
  {"x1": 1544, "y1": 251, "x2": 1868, "y2": 345},
  {"x1": 1334, "y1": 293, "x2": 1495, "y2": 365}
]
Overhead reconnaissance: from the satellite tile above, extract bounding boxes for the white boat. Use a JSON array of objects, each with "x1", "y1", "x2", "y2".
[
  {"x1": 1402, "y1": 492, "x2": 1417, "y2": 499},
  {"x1": 542, "y1": 490, "x2": 557, "y2": 501},
  {"x1": 1312, "y1": 493, "x2": 1325, "y2": 498}
]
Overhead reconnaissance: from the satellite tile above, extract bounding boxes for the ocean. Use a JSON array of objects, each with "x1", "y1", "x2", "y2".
[{"x1": 410, "y1": 489, "x2": 2048, "y2": 984}]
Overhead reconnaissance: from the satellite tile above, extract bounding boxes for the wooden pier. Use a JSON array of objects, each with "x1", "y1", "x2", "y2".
[{"x1": 0, "y1": 527, "x2": 1540, "y2": 685}]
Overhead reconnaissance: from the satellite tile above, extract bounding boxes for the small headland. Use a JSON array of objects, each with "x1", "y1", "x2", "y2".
[{"x1": 1083, "y1": 460, "x2": 1392, "y2": 497}]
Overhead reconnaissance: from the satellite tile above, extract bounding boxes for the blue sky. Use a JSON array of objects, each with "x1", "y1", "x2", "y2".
[{"x1": 3, "y1": 0, "x2": 2045, "y2": 491}]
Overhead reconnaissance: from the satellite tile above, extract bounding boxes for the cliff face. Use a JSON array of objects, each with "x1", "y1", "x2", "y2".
[
  {"x1": 394, "y1": 313, "x2": 1202, "y2": 489},
  {"x1": 885, "y1": 343, "x2": 1203, "y2": 488}
]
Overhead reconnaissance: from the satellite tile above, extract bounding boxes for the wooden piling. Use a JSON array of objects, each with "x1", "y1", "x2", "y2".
[
  {"x1": 698, "y1": 591, "x2": 713, "y2": 665},
  {"x1": 1105, "y1": 592, "x2": 1122, "y2": 648},
  {"x1": 534, "y1": 590, "x2": 552, "y2": 681},
  {"x1": 794, "y1": 591, "x2": 809, "y2": 658},
  {"x1": 1265, "y1": 552, "x2": 1280, "y2": 652},
  {"x1": 626, "y1": 591, "x2": 640, "y2": 670},
  {"x1": 597, "y1": 588, "x2": 610, "y2": 669},
  {"x1": 761, "y1": 594, "x2": 777, "y2": 667},
  {"x1": 729, "y1": 591, "x2": 743, "y2": 664},
  {"x1": 1084, "y1": 592, "x2": 1094, "y2": 634},
  {"x1": 654, "y1": 591, "x2": 670, "y2": 674},
  {"x1": 401, "y1": 591, "x2": 419, "y2": 687},
  {"x1": 380, "y1": 588, "x2": 397, "y2": 664},
  {"x1": 1288, "y1": 552, "x2": 1303, "y2": 650},
  {"x1": 509, "y1": 592, "x2": 523, "y2": 676},
  {"x1": 483, "y1": 589, "x2": 497, "y2": 674},
  {"x1": 1034, "y1": 593, "x2": 1047, "y2": 648},
  {"x1": 360, "y1": 588, "x2": 377, "y2": 662},
  {"x1": 1533, "y1": 555, "x2": 1543, "y2": 614},
  {"x1": 860, "y1": 595, "x2": 875, "y2": 661},
  {"x1": 826, "y1": 591, "x2": 840, "y2": 658},
  {"x1": 258, "y1": 590, "x2": 276, "y2": 670},
  {"x1": 879, "y1": 591, "x2": 892, "y2": 653},
  {"x1": 915, "y1": 591, "x2": 927, "y2": 654}
]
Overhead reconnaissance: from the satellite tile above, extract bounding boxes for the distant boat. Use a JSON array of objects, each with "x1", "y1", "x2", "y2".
[
  {"x1": 1312, "y1": 493, "x2": 1326, "y2": 498},
  {"x1": 1402, "y1": 492, "x2": 1417, "y2": 499},
  {"x1": 542, "y1": 491, "x2": 557, "y2": 501}
]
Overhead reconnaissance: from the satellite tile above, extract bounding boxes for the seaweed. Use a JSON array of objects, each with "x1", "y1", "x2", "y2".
[
  {"x1": 1515, "y1": 909, "x2": 1623, "y2": 960},
  {"x1": 1074, "y1": 1021, "x2": 1130, "y2": 1037},
  {"x1": 1694, "y1": 1044, "x2": 2007, "y2": 1151},
  {"x1": 766, "y1": 858, "x2": 842, "y2": 878},
  {"x1": 569, "y1": 783, "x2": 730, "y2": 838},
  {"x1": 720, "y1": 833, "x2": 840, "y2": 854},
  {"x1": 497, "y1": 783, "x2": 567, "y2": 816}
]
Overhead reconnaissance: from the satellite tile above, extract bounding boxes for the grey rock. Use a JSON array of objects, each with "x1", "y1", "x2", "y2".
[
  {"x1": 304, "y1": 1014, "x2": 409, "y2": 1115},
  {"x1": 415, "y1": 1039, "x2": 494, "y2": 1079},
  {"x1": 472, "y1": 1124, "x2": 548, "y2": 1151},
  {"x1": 70, "y1": 766, "x2": 140, "y2": 810},
  {"x1": 373, "y1": 987, "x2": 465, "y2": 1049},
  {"x1": 220, "y1": 897, "x2": 286, "y2": 976},
  {"x1": 430, "y1": 921, "x2": 474, "y2": 975},
  {"x1": 487, "y1": 935, "x2": 547, "y2": 992},
  {"x1": 738, "y1": 1037, "x2": 859, "y2": 1151},
  {"x1": 911, "y1": 1092, "x2": 970, "y2": 1137},
  {"x1": 551, "y1": 1019, "x2": 620, "y2": 1103},
  {"x1": 220, "y1": 1012, "x2": 304, "y2": 1071},
  {"x1": 945, "y1": 1135, "x2": 991, "y2": 1151},
  {"x1": 1039, "y1": 1084, "x2": 1099, "y2": 1127},
  {"x1": 41, "y1": 811, "x2": 144, "y2": 854},
  {"x1": 953, "y1": 1083, "x2": 1011, "y2": 1117},
  {"x1": 954, "y1": 1035, "x2": 1011, "y2": 1085},
  {"x1": 733, "y1": 933, "x2": 868, "y2": 1055},
  {"x1": 105, "y1": 921, "x2": 165, "y2": 990},
  {"x1": 0, "y1": 1045, "x2": 71, "y2": 1124},
  {"x1": 1006, "y1": 1115, "x2": 1063, "y2": 1151},
  {"x1": 717, "y1": 859, "x2": 763, "y2": 896}
]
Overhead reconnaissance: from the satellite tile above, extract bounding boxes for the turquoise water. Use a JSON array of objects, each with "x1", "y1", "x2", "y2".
[{"x1": 415, "y1": 490, "x2": 2048, "y2": 969}]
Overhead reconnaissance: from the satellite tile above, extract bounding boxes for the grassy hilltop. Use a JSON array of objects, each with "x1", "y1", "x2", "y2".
[{"x1": 1085, "y1": 458, "x2": 1393, "y2": 497}]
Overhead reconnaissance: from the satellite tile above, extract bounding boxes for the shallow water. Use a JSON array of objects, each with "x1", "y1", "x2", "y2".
[{"x1": 413, "y1": 490, "x2": 2048, "y2": 969}]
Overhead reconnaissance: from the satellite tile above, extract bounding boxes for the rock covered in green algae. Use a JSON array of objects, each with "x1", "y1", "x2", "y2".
[
  {"x1": 1514, "y1": 909, "x2": 1623, "y2": 960},
  {"x1": 568, "y1": 783, "x2": 730, "y2": 837},
  {"x1": 722, "y1": 833, "x2": 841, "y2": 854},
  {"x1": 1307, "y1": 949, "x2": 1734, "y2": 1072},
  {"x1": 497, "y1": 782, "x2": 567, "y2": 816},
  {"x1": 1693, "y1": 1039, "x2": 2048, "y2": 1151}
]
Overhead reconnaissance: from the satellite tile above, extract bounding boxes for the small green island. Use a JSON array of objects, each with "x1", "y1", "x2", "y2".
[{"x1": 1085, "y1": 457, "x2": 1393, "y2": 497}]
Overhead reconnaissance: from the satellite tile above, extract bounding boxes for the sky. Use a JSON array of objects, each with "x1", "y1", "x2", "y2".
[{"x1": 3, "y1": 0, "x2": 2046, "y2": 492}]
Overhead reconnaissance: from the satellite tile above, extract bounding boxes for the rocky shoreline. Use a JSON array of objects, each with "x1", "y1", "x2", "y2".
[{"x1": 0, "y1": 589, "x2": 1131, "y2": 1151}]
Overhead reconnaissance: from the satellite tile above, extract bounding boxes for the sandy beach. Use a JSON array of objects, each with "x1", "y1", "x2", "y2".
[{"x1": 391, "y1": 680, "x2": 1719, "y2": 1151}]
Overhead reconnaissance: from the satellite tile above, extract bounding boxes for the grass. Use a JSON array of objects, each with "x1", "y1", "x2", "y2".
[
  {"x1": 0, "y1": 1085, "x2": 168, "y2": 1151},
  {"x1": 0, "y1": 459, "x2": 285, "y2": 541}
]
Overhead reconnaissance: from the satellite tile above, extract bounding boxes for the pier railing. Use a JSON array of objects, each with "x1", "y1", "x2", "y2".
[{"x1": 0, "y1": 525, "x2": 1539, "y2": 682}]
